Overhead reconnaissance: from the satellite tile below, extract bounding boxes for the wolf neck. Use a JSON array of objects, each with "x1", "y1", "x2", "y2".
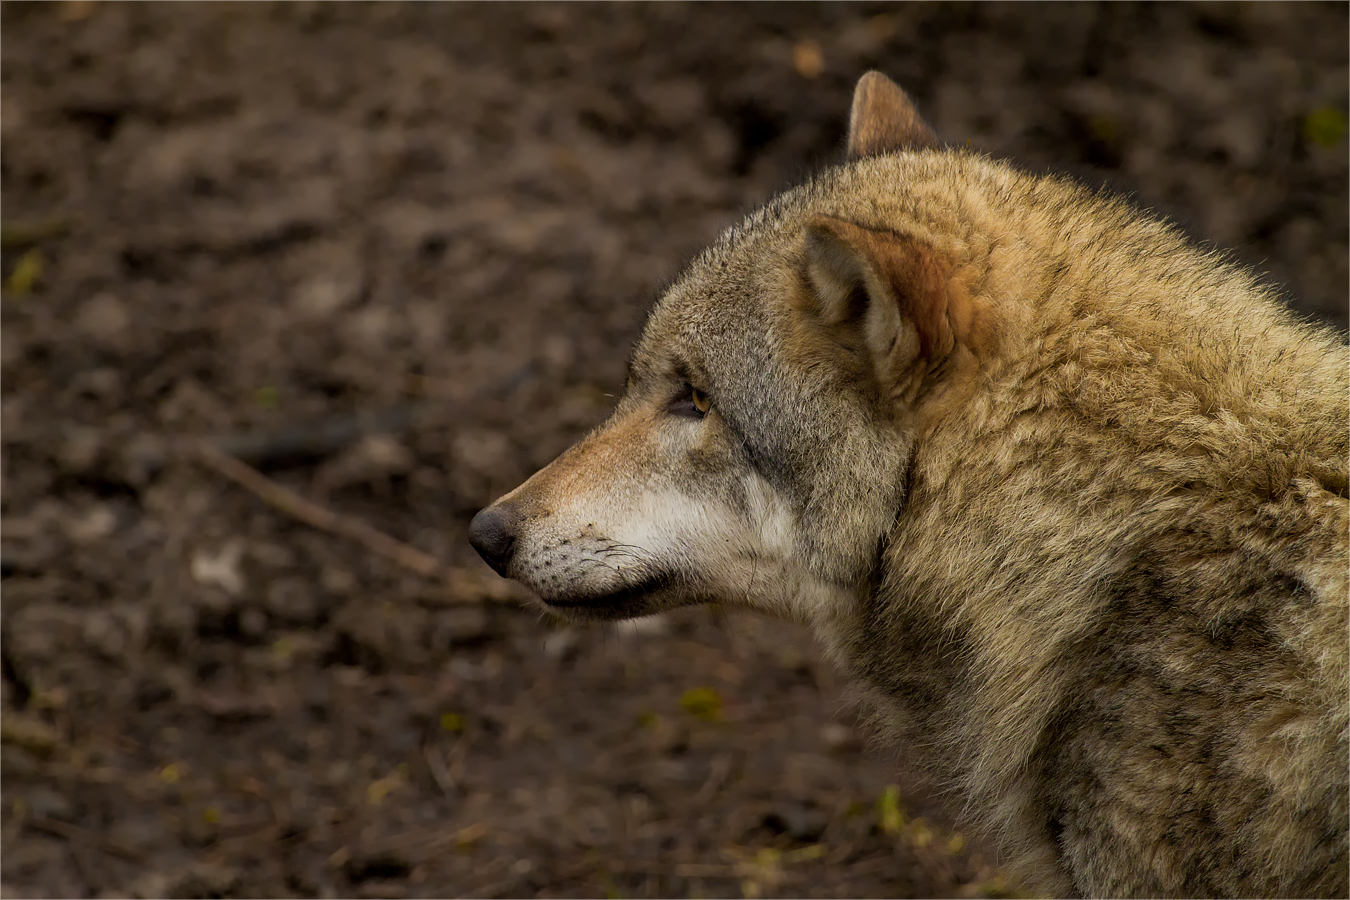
[{"x1": 831, "y1": 166, "x2": 1349, "y2": 851}]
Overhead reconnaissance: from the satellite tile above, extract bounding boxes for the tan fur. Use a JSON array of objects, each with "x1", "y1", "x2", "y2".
[{"x1": 471, "y1": 72, "x2": 1349, "y2": 897}]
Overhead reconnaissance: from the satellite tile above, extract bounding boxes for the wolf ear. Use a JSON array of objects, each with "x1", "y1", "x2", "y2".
[
  {"x1": 803, "y1": 216, "x2": 954, "y2": 393},
  {"x1": 847, "y1": 71, "x2": 939, "y2": 159}
]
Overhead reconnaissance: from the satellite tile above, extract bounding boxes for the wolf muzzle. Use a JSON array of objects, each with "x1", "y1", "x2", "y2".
[{"x1": 468, "y1": 503, "x2": 519, "y2": 576}]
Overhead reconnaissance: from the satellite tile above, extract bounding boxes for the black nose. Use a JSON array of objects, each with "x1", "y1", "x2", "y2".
[{"x1": 468, "y1": 504, "x2": 518, "y2": 577}]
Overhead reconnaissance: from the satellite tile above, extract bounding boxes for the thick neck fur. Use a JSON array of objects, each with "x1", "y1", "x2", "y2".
[{"x1": 829, "y1": 153, "x2": 1348, "y2": 895}]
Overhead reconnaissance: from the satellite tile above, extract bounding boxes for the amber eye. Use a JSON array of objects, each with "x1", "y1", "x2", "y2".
[{"x1": 668, "y1": 384, "x2": 711, "y2": 419}]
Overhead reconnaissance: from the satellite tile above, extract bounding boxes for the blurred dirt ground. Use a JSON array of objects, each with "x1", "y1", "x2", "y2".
[{"x1": 1, "y1": 2, "x2": 1345, "y2": 898}]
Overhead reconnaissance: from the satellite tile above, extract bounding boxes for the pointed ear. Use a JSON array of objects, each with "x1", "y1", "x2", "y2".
[
  {"x1": 847, "y1": 71, "x2": 940, "y2": 159},
  {"x1": 803, "y1": 215, "x2": 955, "y2": 395}
]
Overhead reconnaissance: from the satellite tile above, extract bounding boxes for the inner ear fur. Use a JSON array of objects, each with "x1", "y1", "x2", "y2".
[
  {"x1": 847, "y1": 71, "x2": 940, "y2": 159},
  {"x1": 802, "y1": 216, "x2": 955, "y2": 394}
]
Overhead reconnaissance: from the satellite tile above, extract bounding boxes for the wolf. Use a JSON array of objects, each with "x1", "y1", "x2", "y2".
[{"x1": 469, "y1": 72, "x2": 1349, "y2": 897}]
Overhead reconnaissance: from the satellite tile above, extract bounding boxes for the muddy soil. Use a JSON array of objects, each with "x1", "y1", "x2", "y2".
[{"x1": 1, "y1": 3, "x2": 1345, "y2": 898}]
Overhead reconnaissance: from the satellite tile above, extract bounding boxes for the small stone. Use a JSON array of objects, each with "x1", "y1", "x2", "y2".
[
  {"x1": 67, "y1": 505, "x2": 117, "y2": 545},
  {"x1": 191, "y1": 541, "x2": 246, "y2": 596},
  {"x1": 321, "y1": 567, "x2": 356, "y2": 596},
  {"x1": 292, "y1": 272, "x2": 359, "y2": 318},
  {"x1": 75, "y1": 293, "x2": 130, "y2": 346},
  {"x1": 343, "y1": 305, "x2": 398, "y2": 352}
]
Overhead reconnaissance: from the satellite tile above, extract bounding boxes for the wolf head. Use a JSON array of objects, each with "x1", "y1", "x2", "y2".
[{"x1": 469, "y1": 73, "x2": 994, "y2": 627}]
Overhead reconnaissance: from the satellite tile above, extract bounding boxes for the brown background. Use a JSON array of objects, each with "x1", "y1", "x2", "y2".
[{"x1": 2, "y1": 3, "x2": 1346, "y2": 898}]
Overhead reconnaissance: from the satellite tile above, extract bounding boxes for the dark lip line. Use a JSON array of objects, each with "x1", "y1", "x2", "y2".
[{"x1": 539, "y1": 576, "x2": 669, "y2": 610}]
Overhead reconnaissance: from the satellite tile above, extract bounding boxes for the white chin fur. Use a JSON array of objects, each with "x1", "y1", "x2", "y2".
[{"x1": 511, "y1": 472, "x2": 852, "y2": 626}]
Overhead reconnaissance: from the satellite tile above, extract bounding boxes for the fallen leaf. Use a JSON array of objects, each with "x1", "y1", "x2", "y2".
[
  {"x1": 876, "y1": 783, "x2": 905, "y2": 835},
  {"x1": 680, "y1": 686, "x2": 722, "y2": 722},
  {"x1": 254, "y1": 386, "x2": 280, "y2": 409},
  {"x1": 5, "y1": 249, "x2": 44, "y2": 295},
  {"x1": 1305, "y1": 107, "x2": 1348, "y2": 148}
]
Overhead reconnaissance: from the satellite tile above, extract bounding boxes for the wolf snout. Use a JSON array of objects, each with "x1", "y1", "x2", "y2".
[{"x1": 468, "y1": 503, "x2": 520, "y2": 576}]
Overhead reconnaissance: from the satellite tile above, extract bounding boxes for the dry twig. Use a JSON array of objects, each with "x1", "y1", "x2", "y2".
[
  {"x1": 193, "y1": 442, "x2": 443, "y2": 579},
  {"x1": 26, "y1": 815, "x2": 147, "y2": 863},
  {"x1": 423, "y1": 741, "x2": 458, "y2": 797},
  {"x1": 192, "y1": 438, "x2": 523, "y2": 605}
]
